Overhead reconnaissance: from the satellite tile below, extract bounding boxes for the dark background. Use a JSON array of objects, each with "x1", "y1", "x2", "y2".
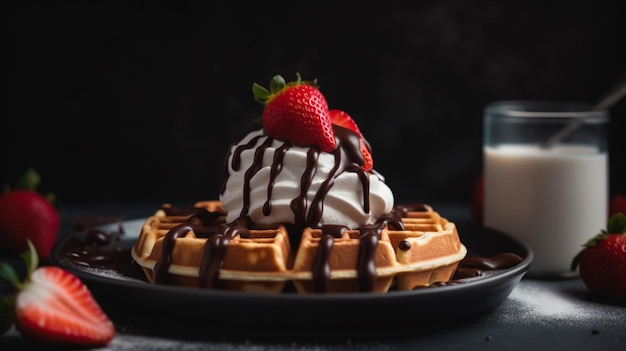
[{"x1": 5, "y1": 0, "x2": 626, "y2": 207}]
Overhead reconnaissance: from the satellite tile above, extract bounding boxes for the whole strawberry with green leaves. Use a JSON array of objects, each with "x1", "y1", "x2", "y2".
[
  {"x1": 253, "y1": 73, "x2": 335, "y2": 152},
  {"x1": 0, "y1": 168, "x2": 60, "y2": 262},
  {"x1": 252, "y1": 73, "x2": 373, "y2": 171},
  {"x1": 571, "y1": 212, "x2": 626, "y2": 301}
]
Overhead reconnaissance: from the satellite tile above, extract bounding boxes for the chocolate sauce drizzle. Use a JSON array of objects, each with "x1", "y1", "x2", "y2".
[
  {"x1": 63, "y1": 227, "x2": 123, "y2": 267},
  {"x1": 356, "y1": 224, "x2": 382, "y2": 292},
  {"x1": 220, "y1": 126, "x2": 371, "y2": 239},
  {"x1": 313, "y1": 225, "x2": 347, "y2": 293},
  {"x1": 447, "y1": 253, "x2": 523, "y2": 282},
  {"x1": 152, "y1": 207, "x2": 251, "y2": 289},
  {"x1": 61, "y1": 216, "x2": 142, "y2": 279}
]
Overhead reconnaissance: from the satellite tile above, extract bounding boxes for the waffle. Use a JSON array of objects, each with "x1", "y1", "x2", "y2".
[{"x1": 131, "y1": 201, "x2": 467, "y2": 294}]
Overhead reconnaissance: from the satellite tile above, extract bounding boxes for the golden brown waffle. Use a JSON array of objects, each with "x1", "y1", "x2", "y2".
[{"x1": 131, "y1": 201, "x2": 467, "y2": 294}]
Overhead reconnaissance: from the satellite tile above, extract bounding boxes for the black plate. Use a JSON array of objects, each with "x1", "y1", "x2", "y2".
[{"x1": 51, "y1": 218, "x2": 532, "y2": 337}]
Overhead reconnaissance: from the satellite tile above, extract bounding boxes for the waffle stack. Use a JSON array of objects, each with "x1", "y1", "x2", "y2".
[{"x1": 131, "y1": 201, "x2": 466, "y2": 294}]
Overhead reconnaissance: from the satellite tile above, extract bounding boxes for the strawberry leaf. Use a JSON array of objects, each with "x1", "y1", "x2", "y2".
[
  {"x1": 607, "y1": 212, "x2": 626, "y2": 233},
  {"x1": 0, "y1": 240, "x2": 40, "y2": 289},
  {"x1": 569, "y1": 232, "x2": 605, "y2": 271},
  {"x1": 269, "y1": 74, "x2": 287, "y2": 94},
  {"x1": 0, "y1": 254, "x2": 21, "y2": 334},
  {"x1": 22, "y1": 240, "x2": 39, "y2": 276},
  {"x1": 0, "y1": 263, "x2": 21, "y2": 288},
  {"x1": 570, "y1": 251, "x2": 582, "y2": 272},
  {"x1": 252, "y1": 83, "x2": 271, "y2": 104},
  {"x1": 15, "y1": 168, "x2": 41, "y2": 191},
  {"x1": 0, "y1": 295, "x2": 15, "y2": 335},
  {"x1": 583, "y1": 231, "x2": 609, "y2": 248},
  {"x1": 3, "y1": 168, "x2": 57, "y2": 206},
  {"x1": 253, "y1": 73, "x2": 318, "y2": 106}
]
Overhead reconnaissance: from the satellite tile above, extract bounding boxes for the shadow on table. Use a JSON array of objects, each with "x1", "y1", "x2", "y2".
[
  {"x1": 102, "y1": 302, "x2": 500, "y2": 344},
  {"x1": 561, "y1": 285, "x2": 626, "y2": 308}
]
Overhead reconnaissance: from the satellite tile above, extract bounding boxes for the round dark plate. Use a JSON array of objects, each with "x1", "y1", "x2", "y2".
[{"x1": 51, "y1": 218, "x2": 532, "y2": 336}]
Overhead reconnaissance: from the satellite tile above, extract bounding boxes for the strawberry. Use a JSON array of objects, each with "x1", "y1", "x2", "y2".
[
  {"x1": 0, "y1": 168, "x2": 60, "y2": 262},
  {"x1": 609, "y1": 193, "x2": 626, "y2": 218},
  {"x1": 253, "y1": 73, "x2": 336, "y2": 152},
  {"x1": 328, "y1": 109, "x2": 373, "y2": 171},
  {"x1": 0, "y1": 240, "x2": 116, "y2": 346},
  {"x1": 571, "y1": 213, "x2": 626, "y2": 301}
]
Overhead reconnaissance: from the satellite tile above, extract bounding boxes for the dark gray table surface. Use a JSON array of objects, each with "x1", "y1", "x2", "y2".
[{"x1": 1, "y1": 202, "x2": 625, "y2": 351}]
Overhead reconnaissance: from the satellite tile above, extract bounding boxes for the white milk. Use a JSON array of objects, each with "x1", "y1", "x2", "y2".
[{"x1": 484, "y1": 144, "x2": 608, "y2": 276}]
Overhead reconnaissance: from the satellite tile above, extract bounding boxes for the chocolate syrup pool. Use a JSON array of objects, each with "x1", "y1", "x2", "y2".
[{"x1": 59, "y1": 204, "x2": 523, "y2": 293}]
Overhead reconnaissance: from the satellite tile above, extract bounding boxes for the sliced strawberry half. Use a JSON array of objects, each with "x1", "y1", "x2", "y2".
[
  {"x1": 329, "y1": 109, "x2": 373, "y2": 171},
  {"x1": 0, "y1": 241, "x2": 116, "y2": 346}
]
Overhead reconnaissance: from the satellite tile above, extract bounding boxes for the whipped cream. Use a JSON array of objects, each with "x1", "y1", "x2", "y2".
[{"x1": 220, "y1": 128, "x2": 394, "y2": 229}]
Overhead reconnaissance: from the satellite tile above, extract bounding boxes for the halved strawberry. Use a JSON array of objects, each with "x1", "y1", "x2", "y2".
[
  {"x1": 0, "y1": 241, "x2": 116, "y2": 346},
  {"x1": 253, "y1": 73, "x2": 336, "y2": 152},
  {"x1": 329, "y1": 109, "x2": 373, "y2": 171}
]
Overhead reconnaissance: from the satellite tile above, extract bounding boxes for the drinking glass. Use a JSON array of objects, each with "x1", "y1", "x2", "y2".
[{"x1": 483, "y1": 100, "x2": 609, "y2": 277}]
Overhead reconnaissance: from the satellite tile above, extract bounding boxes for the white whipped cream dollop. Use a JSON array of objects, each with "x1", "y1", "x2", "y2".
[{"x1": 220, "y1": 129, "x2": 395, "y2": 229}]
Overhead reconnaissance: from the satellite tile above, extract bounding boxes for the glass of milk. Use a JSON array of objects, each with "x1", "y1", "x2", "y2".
[{"x1": 483, "y1": 101, "x2": 609, "y2": 277}]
